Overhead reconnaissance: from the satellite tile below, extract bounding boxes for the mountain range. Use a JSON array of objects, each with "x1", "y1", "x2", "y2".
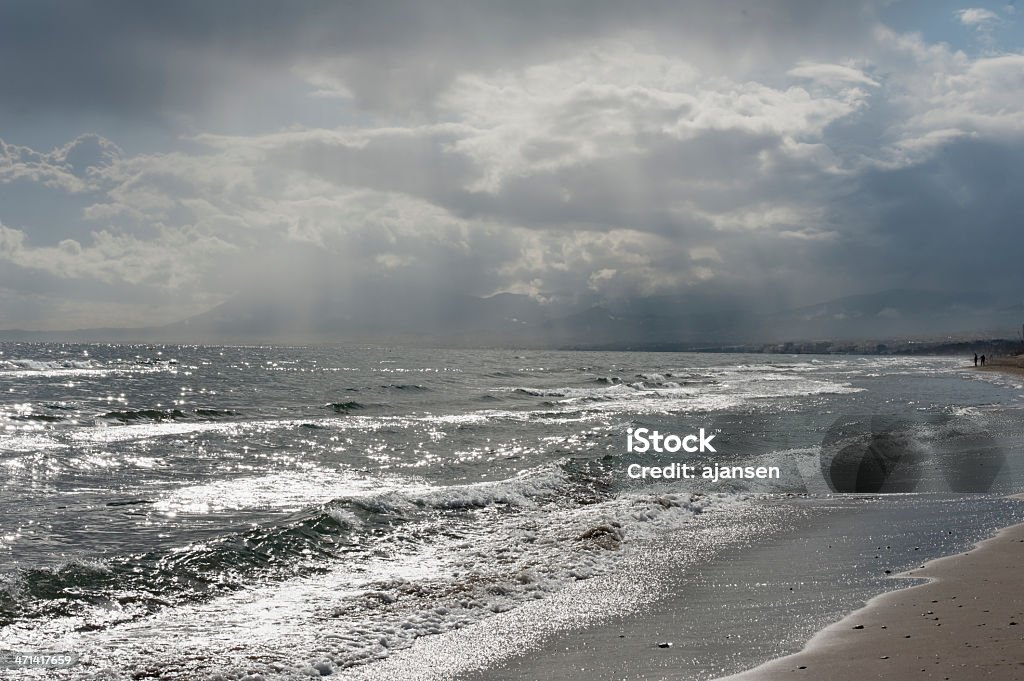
[{"x1": 2, "y1": 288, "x2": 1021, "y2": 349}]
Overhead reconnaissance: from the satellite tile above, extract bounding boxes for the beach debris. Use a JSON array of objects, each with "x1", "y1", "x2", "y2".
[
  {"x1": 657, "y1": 642, "x2": 673, "y2": 648},
  {"x1": 576, "y1": 523, "x2": 624, "y2": 550}
]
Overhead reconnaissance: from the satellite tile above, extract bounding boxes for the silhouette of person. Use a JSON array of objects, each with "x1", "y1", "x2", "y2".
[
  {"x1": 981, "y1": 354, "x2": 986, "y2": 367},
  {"x1": 974, "y1": 353, "x2": 978, "y2": 367}
]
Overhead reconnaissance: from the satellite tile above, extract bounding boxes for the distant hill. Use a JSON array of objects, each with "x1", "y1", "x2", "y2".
[
  {"x1": 1, "y1": 288, "x2": 1021, "y2": 349},
  {"x1": 159, "y1": 287, "x2": 767, "y2": 346},
  {"x1": 764, "y1": 289, "x2": 1016, "y2": 341}
]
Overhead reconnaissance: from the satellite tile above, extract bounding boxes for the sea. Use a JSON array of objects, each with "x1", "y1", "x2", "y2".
[{"x1": 1, "y1": 344, "x2": 1023, "y2": 680}]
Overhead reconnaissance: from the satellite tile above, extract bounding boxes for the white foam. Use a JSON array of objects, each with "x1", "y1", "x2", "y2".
[
  {"x1": 153, "y1": 469, "x2": 412, "y2": 516},
  {"x1": 0, "y1": 357, "x2": 175, "y2": 378},
  {"x1": 3, "y1": 467, "x2": 755, "y2": 680},
  {"x1": 502, "y1": 367, "x2": 863, "y2": 416}
]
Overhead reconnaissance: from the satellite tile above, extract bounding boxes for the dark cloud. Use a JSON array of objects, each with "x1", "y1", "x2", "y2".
[
  {"x1": 830, "y1": 138, "x2": 1024, "y2": 293},
  {"x1": 0, "y1": 1, "x2": 878, "y2": 122},
  {"x1": 0, "y1": 1, "x2": 1022, "y2": 336}
]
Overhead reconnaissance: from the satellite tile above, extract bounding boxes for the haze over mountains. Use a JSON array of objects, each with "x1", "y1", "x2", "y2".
[{"x1": 2, "y1": 289, "x2": 1020, "y2": 349}]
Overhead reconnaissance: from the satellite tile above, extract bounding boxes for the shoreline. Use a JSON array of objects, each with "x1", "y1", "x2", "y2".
[
  {"x1": 977, "y1": 356, "x2": 1024, "y2": 377},
  {"x1": 715, "y1": 517, "x2": 1024, "y2": 681},
  {"x1": 419, "y1": 495, "x2": 1024, "y2": 681}
]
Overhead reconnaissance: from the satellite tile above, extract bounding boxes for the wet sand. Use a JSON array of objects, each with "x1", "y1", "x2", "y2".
[
  {"x1": 366, "y1": 496, "x2": 1023, "y2": 681},
  {"x1": 717, "y1": 521, "x2": 1024, "y2": 681}
]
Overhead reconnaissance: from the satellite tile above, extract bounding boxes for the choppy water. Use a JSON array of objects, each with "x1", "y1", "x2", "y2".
[{"x1": 1, "y1": 344, "x2": 1023, "y2": 679}]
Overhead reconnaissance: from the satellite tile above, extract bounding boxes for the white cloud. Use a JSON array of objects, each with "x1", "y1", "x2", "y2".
[
  {"x1": 0, "y1": 134, "x2": 121, "y2": 194},
  {"x1": 956, "y1": 7, "x2": 1000, "y2": 27},
  {"x1": 787, "y1": 62, "x2": 879, "y2": 87},
  {"x1": 440, "y1": 44, "x2": 871, "y2": 193},
  {"x1": 0, "y1": 221, "x2": 237, "y2": 290}
]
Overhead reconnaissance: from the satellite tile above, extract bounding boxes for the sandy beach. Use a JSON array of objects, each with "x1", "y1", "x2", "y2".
[
  {"x1": 718, "y1": 520, "x2": 1024, "y2": 681},
  {"x1": 979, "y1": 356, "x2": 1024, "y2": 378},
  {"x1": 716, "y1": 359, "x2": 1024, "y2": 680}
]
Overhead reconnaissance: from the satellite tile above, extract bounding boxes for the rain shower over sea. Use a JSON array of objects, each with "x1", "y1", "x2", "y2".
[{"x1": 1, "y1": 344, "x2": 1023, "y2": 680}]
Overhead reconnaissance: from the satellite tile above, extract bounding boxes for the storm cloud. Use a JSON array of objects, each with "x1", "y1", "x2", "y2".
[{"x1": 0, "y1": 1, "x2": 1021, "y2": 336}]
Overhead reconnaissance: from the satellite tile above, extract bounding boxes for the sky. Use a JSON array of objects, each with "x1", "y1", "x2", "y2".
[{"x1": 0, "y1": 0, "x2": 1023, "y2": 332}]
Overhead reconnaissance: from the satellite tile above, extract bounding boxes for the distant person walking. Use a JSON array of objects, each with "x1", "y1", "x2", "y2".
[
  {"x1": 974, "y1": 353, "x2": 978, "y2": 367},
  {"x1": 981, "y1": 354, "x2": 986, "y2": 367}
]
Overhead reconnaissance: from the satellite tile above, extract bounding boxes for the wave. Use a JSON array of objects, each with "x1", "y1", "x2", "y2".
[
  {"x1": 635, "y1": 372, "x2": 672, "y2": 381},
  {"x1": 505, "y1": 370, "x2": 862, "y2": 415},
  {"x1": 326, "y1": 401, "x2": 368, "y2": 414},
  {"x1": 193, "y1": 408, "x2": 240, "y2": 419},
  {"x1": 101, "y1": 408, "x2": 188, "y2": 422},
  {"x1": 0, "y1": 452, "x2": 759, "y2": 678},
  {"x1": 0, "y1": 559, "x2": 117, "y2": 627},
  {"x1": 0, "y1": 506, "x2": 364, "y2": 628},
  {"x1": 0, "y1": 459, "x2": 703, "y2": 616},
  {"x1": 0, "y1": 357, "x2": 175, "y2": 377},
  {"x1": 254, "y1": 471, "x2": 740, "y2": 674},
  {"x1": 10, "y1": 412, "x2": 67, "y2": 423},
  {"x1": 510, "y1": 382, "x2": 690, "y2": 401},
  {"x1": 0, "y1": 468, "x2": 570, "y2": 628},
  {"x1": 41, "y1": 401, "x2": 78, "y2": 412},
  {"x1": 99, "y1": 408, "x2": 242, "y2": 423},
  {"x1": 0, "y1": 358, "x2": 101, "y2": 371},
  {"x1": 4, "y1": 404, "x2": 242, "y2": 431}
]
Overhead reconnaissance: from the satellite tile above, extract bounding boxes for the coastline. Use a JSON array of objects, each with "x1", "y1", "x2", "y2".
[
  {"x1": 716, "y1": 516, "x2": 1024, "y2": 681},
  {"x1": 977, "y1": 355, "x2": 1024, "y2": 377},
  {"x1": 715, "y1": 361, "x2": 1024, "y2": 681},
  {"x1": 409, "y1": 494, "x2": 1024, "y2": 681}
]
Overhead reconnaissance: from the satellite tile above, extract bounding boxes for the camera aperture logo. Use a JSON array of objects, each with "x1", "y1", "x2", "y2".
[
  {"x1": 625, "y1": 427, "x2": 780, "y2": 481},
  {"x1": 820, "y1": 413, "x2": 1006, "y2": 493}
]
